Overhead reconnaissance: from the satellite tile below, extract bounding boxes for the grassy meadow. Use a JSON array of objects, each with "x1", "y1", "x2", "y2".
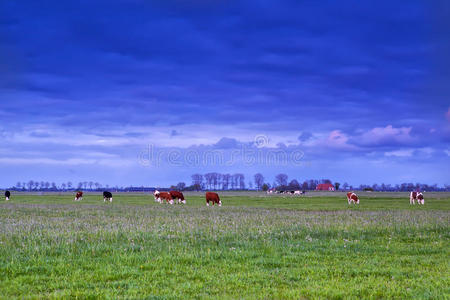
[{"x1": 0, "y1": 192, "x2": 449, "y2": 298}]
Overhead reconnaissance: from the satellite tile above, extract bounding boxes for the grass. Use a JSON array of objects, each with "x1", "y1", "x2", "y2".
[{"x1": 0, "y1": 192, "x2": 449, "y2": 298}]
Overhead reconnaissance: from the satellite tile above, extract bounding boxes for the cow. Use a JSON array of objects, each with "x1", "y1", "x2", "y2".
[
  {"x1": 169, "y1": 191, "x2": 186, "y2": 204},
  {"x1": 154, "y1": 190, "x2": 173, "y2": 204},
  {"x1": 153, "y1": 190, "x2": 161, "y2": 203},
  {"x1": 74, "y1": 191, "x2": 83, "y2": 201},
  {"x1": 294, "y1": 190, "x2": 302, "y2": 195},
  {"x1": 410, "y1": 191, "x2": 425, "y2": 205},
  {"x1": 205, "y1": 192, "x2": 221, "y2": 206},
  {"x1": 5, "y1": 190, "x2": 10, "y2": 201},
  {"x1": 346, "y1": 192, "x2": 359, "y2": 204},
  {"x1": 103, "y1": 191, "x2": 113, "y2": 202}
]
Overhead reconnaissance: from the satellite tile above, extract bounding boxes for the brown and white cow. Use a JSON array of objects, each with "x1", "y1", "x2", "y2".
[
  {"x1": 347, "y1": 192, "x2": 359, "y2": 204},
  {"x1": 169, "y1": 191, "x2": 186, "y2": 204},
  {"x1": 75, "y1": 191, "x2": 83, "y2": 201},
  {"x1": 154, "y1": 190, "x2": 173, "y2": 204},
  {"x1": 410, "y1": 191, "x2": 424, "y2": 205},
  {"x1": 205, "y1": 192, "x2": 221, "y2": 206}
]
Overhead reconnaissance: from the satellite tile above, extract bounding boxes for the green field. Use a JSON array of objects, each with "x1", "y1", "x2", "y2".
[{"x1": 0, "y1": 192, "x2": 449, "y2": 298}]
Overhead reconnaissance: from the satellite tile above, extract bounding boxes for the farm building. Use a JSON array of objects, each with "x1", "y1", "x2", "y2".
[{"x1": 316, "y1": 183, "x2": 335, "y2": 191}]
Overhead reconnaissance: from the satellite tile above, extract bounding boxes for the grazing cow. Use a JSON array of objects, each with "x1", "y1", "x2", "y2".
[
  {"x1": 153, "y1": 190, "x2": 161, "y2": 203},
  {"x1": 410, "y1": 191, "x2": 425, "y2": 205},
  {"x1": 74, "y1": 191, "x2": 83, "y2": 201},
  {"x1": 103, "y1": 191, "x2": 113, "y2": 202},
  {"x1": 294, "y1": 190, "x2": 302, "y2": 195},
  {"x1": 5, "y1": 190, "x2": 10, "y2": 201},
  {"x1": 169, "y1": 191, "x2": 186, "y2": 204},
  {"x1": 154, "y1": 191, "x2": 173, "y2": 204},
  {"x1": 205, "y1": 192, "x2": 221, "y2": 206},
  {"x1": 346, "y1": 192, "x2": 359, "y2": 204}
]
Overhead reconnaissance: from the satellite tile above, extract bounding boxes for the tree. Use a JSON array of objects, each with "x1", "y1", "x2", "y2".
[
  {"x1": 237, "y1": 173, "x2": 245, "y2": 190},
  {"x1": 288, "y1": 179, "x2": 300, "y2": 190},
  {"x1": 254, "y1": 173, "x2": 265, "y2": 190},
  {"x1": 204, "y1": 173, "x2": 214, "y2": 190},
  {"x1": 334, "y1": 182, "x2": 340, "y2": 190},
  {"x1": 222, "y1": 174, "x2": 231, "y2": 190},
  {"x1": 262, "y1": 183, "x2": 269, "y2": 191},
  {"x1": 302, "y1": 181, "x2": 308, "y2": 191},
  {"x1": 275, "y1": 173, "x2": 288, "y2": 187},
  {"x1": 176, "y1": 182, "x2": 186, "y2": 191},
  {"x1": 191, "y1": 174, "x2": 203, "y2": 187}
]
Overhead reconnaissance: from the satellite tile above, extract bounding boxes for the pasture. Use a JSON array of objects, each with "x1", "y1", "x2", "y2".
[{"x1": 0, "y1": 192, "x2": 449, "y2": 298}]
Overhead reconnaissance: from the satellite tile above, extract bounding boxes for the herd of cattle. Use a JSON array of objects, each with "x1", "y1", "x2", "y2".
[{"x1": 3, "y1": 190, "x2": 425, "y2": 205}]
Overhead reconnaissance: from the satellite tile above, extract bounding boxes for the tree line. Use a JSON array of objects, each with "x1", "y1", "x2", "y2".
[
  {"x1": 12, "y1": 181, "x2": 110, "y2": 191},
  {"x1": 5, "y1": 176, "x2": 449, "y2": 192}
]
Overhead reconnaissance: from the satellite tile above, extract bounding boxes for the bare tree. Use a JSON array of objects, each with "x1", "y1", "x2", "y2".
[
  {"x1": 176, "y1": 182, "x2": 186, "y2": 191},
  {"x1": 275, "y1": 173, "x2": 288, "y2": 187},
  {"x1": 191, "y1": 174, "x2": 204, "y2": 188},
  {"x1": 288, "y1": 179, "x2": 300, "y2": 190},
  {"x1": 221, "y1": 174, "x2": 230, "y2": 190},
  {"x1": 204, "y1": 173, "x2": 214, "y2": 190},
  {"x1": 254, "y1": 173, "x2": 265, "y2": 190},
  {"x1": 235, "y1": 173, "x2": 245, "y2": 190}
]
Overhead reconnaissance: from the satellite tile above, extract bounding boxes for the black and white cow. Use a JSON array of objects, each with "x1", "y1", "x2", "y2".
[
  {"x1": 5, "y1": 190, "x2": 10, "y2": 201},
  {"x1": 103, "y1": 191, "x2": 113, "y2": 202}
]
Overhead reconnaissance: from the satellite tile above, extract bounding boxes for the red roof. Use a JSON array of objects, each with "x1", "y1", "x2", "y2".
[{"x1": 316, "y1": 183, "x2": 335, "y2": 191}]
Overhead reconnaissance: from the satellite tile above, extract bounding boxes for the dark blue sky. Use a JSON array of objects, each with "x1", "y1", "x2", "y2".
[{"x1": 1, "y1": 0, "x2": 449, "y2": 187}]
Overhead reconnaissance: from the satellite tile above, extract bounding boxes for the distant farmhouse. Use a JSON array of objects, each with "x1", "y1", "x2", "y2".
[{"x1": 316, "y1": 183, "x2": 335, "y2": 191}]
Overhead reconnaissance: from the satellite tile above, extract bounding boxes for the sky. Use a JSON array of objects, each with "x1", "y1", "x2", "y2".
[{"x1": 1, "y1": 0, "x2": 449, "y2": 188}]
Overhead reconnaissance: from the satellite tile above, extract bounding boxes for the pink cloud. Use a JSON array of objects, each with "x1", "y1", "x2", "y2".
[
  {"x1": 355, "y1": 125, "x2": 413, "y2": 147},
  {"x1": 322, "y1": 130, "x2": 358, "y2": 150}
]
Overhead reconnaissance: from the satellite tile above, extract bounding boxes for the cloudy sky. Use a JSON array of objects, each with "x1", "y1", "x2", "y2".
[{"x1": 1, "y1": 0, "x2": 449, "y2": 188}]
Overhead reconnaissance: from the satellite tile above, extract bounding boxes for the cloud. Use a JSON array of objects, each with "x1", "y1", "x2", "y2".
[
  {"x1": 446, "y1": 107, "x2": 450, "y2": 122},
  {"x1": 319, "y1": 130, "x2": 359, "y2": 151},
  {"x1": 213, "y1": 137, "x2": 241, "y2": 149},
  {"x1": 0, "y1": 157, "x2": 133, "y2": 167},
  {"x1": 353, "y1": 125, "x2": 413, "y2": 147},
  {"x1": 384, "y1": 149, "x2": 413, "y2": 157},
  {"x1": 298, "y1": 132, "x2": 313, "y2": 142}
]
